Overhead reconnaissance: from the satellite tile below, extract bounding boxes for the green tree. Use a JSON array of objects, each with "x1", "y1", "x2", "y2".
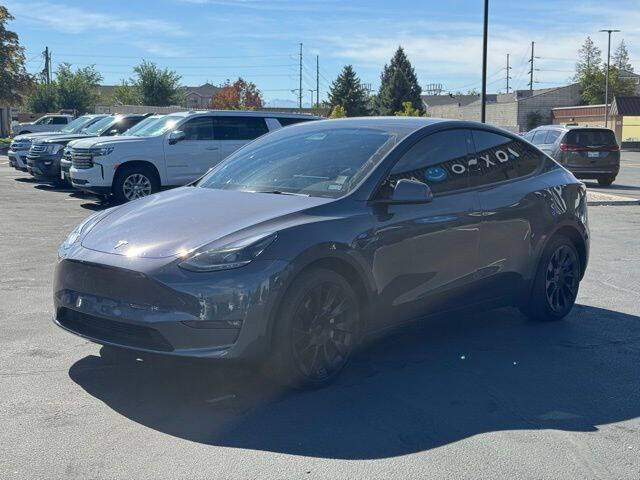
[
  {"x1": 112, "y1": 81, "x2": 141, "y2": 105},
  {"x1": 129, "y1": 61, "x2": 183, "y2": 106},
  {"x1": 327, "y1": 65, "x2": 370, "y2": 117},
  {"x1": 55, "y1": 63, "x2": 102, "y2": 113},
  {"x1": 0, "y1": 6, "x2": 33, "y2": 106},
  {"x1": 395, "y1": 101, "x2": 420, "y2": 116},
  {"x1": 328, "y1": 105, "x2": 346, "y2": 118},
  {"x1": 26, "y1": 83, "x2": 59, "y2": 112},
  {"x1": 575, "y1": 36, "x2": 602, "y2": 79},
  {"x1": 580, "y1": 66, "x2": 636, "y2": 105},
  {"x1": 375, "y1": 46, "x2": 423, "y2": 115},
  {"x1": 613, "y1": 40, "x2": 633, "y2": 72}
]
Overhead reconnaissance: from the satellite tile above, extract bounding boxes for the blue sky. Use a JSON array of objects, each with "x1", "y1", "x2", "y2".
[{"x1": 5, "y1": 0, "x2": 639, "y2": 105}]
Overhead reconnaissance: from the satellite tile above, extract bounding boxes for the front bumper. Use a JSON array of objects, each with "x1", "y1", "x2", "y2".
[
  {"x1": 8, "y1": 149, "x2": 28, "y2": 170},
  {"x1": 53, "y1": 249, "x2": 290, "y2": 359},
  {"x1": 26, "y1": 153, "x2": 62, "y2": 181},
  {"x1": 69, "y1": 164, "x2": 111, "y2": 195}
]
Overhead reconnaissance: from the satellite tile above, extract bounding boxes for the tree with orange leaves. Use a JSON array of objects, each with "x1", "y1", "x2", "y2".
[{"x1": 210, "y1": 77, "x2": 264, "y2": 110}]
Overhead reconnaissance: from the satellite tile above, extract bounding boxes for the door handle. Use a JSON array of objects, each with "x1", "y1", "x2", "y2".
[{"x1": 206, "y1": 146, "x2": 219, "y2": 151}]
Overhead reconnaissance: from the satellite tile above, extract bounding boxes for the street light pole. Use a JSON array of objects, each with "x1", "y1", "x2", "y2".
[
  {"x1": 481, "y1": 0, "x2": 489, "y2": 123},
  {"x1": 600, "y1": 29, "x2": 620, "y2": 128}
]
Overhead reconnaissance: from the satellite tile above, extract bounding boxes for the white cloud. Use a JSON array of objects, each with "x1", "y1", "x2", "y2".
[{"x1": 6, "y1": 1, "x2": 188, "y2": 37}]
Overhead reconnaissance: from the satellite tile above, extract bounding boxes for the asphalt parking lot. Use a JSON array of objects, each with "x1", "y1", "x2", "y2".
[{"x1": 1, "y1": 158, "x2": 639, "y2": 479}]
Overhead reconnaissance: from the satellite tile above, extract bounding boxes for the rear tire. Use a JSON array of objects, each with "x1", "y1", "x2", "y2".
[
  {"x1": 597, "y1": 176, "x2": 615, "y2": 187},
  {"x1": 520, "y1": 235, "x2": 581, "y2": 322},
  {"x1": 113, "y1": 165, "x2": 159, "y2": 203},
  {"x1": 269, "y1": 268, "x2": 360, "y2": 389}
]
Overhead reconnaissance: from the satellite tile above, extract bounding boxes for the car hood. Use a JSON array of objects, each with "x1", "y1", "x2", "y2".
[
  {"x1": 14, "y1": 132, "x2": 60, "y2": 141},
  {"x1": 70, "y1": 135, "x2": 151, "y2": 149},
  {"x1": 50, "y1": 134, "x2": 95, "y2": 143},
  {"x1": 82, "y1": 187, "x2": 333, "y2": 258}
]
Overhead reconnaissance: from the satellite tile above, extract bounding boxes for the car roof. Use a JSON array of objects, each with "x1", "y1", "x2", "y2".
[{"x1": 164, "y1": 110, "x2": 322, "y2": 119}]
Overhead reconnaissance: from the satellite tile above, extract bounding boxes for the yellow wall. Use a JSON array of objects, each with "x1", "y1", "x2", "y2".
[{"x1": 622, "y1": 116, "x2": 640, "y2": 142}]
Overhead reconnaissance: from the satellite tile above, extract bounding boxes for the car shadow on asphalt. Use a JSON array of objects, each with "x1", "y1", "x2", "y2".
[
  {"x1": 68, "y1": 304, "x2": 640, "y2": 459},
  {"x1": 584, "y1": 181, "x2": 640, "y2": 192}
]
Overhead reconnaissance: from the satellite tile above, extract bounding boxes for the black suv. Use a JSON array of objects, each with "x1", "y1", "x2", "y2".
[{"x1": 524, "y1": 125, "x2": 620, "y2": 186}]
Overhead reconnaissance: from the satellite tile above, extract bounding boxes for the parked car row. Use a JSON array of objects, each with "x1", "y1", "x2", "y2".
[
  {"x1": 12, "y1": 113, "x2": 75, "y2": 136},
  {"x1": 9, "y1": 110, "x2": 320, "y2": 203},
  {"x1": 523, "y1": 125, "x2": 620, "y2": 186}
]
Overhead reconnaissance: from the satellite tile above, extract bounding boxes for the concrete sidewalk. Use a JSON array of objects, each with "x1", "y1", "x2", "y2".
[{"x1": 587, "y1": 190, "x2": 640, "y2": 206}]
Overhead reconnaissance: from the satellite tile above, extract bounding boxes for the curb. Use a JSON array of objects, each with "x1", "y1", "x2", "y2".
[{"x1": 588, "y1": 199, "x2": 640, "y2": 206}]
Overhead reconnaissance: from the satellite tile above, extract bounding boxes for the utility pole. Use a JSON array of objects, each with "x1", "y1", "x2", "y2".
[
  {"x1": 298, "y1": 43, "x2": 303, "y2": 110},
  {"x1": 506, "y1": 53, "x2": 512, "y2": 93},
  {"x1": 600, "y1": 29, "x2": 620, "y2": 128},
  {"x1": 316, "y1": 55, "x2": 320, "y2": 107},
  {"x1": 528, "y1": 41, "x2": 535, "y2": 92},
  {"x1": 480, "y1": 0, "x2": 489, "y2": 123},
  {"x1": 43, "y1": 47, "x2": 51, "y2": 84}
]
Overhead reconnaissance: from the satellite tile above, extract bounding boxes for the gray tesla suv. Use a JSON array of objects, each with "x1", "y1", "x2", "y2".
[{"x1": 53, "y1": 118, "x2": 589, "y2": 387}]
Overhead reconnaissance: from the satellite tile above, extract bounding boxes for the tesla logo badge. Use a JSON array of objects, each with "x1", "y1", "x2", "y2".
[{"x1": 113, "y1": 240, "x2": 129, "y2": 250}]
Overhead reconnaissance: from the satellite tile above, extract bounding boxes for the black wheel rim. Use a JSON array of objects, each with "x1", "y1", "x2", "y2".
[
  {"x1": 545, "y1": 245, "x2": 579, "y2": 313},
  {"x1": 291, "y1": 282, "x2": 356, "y2": 381}
]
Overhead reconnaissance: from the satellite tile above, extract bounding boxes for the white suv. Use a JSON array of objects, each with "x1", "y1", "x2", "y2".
[
  {"x1": 12, "y1": 114, "x2": 73, "y2": 135},
  {"x1": 68, "y1": 110, "x2": 319, "y2": 202}
]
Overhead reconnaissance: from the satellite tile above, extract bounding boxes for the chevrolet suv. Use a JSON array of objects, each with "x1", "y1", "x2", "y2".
[{"x1": 68, "y1": 111, "x2": 319, "y2": 202}]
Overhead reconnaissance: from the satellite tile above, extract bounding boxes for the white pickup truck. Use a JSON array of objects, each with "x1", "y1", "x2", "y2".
[
  {"x1": 68, "y1": 110, "x2": 320, "y2": 202},
  {"x1": 12, "y1": 114, "x2": 74, "y2": 135}
]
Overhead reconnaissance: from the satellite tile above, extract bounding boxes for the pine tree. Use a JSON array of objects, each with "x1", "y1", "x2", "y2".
[
  {"x1": 0, "y1": 6, "x2": 33, "y2": 106},
  {"x1": 327, "y1": 65, "x2": 369, "y2": 117},
  {"x1": 575, "y1": 36, "x2": 602, "y2": 79},
  {"x1": 613, "y1": 40, "x2": 633, "y2": 72},
  {"x1": 375, "y1": 46, "x2": 423, "y2": 116}
]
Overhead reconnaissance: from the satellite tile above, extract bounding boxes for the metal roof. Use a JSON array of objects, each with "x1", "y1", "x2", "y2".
[{"x1": 610, "y1": 96, "x2": 640, "y2": 116}]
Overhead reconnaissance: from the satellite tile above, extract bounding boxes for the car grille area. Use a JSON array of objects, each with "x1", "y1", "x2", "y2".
[
  {"x1": 70, "y1": 148, "x2": 94, "y2": 169},
  {"x1": 57, "y1": 307, "x2": 173, "y2": 352},
  {"x1": 30, "y1": 144, "x2": 47, "y2": 154}
]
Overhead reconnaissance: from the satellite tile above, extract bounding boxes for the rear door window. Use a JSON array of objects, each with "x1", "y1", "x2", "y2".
[
  {"x1": 469, "y1": 130, "x2": 542, "y2": 188},
  {"x1": 276, "y1": 117, "x2": 315, "y2": 127},
  {"x1": 545, "y1": 130, "x2": 561, "y2": 144},
  {"x1": 51, "y1": 116, "x2": 68, "y2": 125},
  {"x1": 213, "y1": 116, "x2": 269, "y2": 140},
  {"x1": 531, "y1": 130, "x2": 548, "y2": 145},
  {"x1": 564, "y1": 129, "x2": 617, "y2": 147}
]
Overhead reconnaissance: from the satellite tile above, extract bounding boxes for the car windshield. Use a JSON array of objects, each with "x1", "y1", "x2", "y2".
[
  {"x1": 123, "y1": 116, "x2": 165, "y2": 136},
  {"x1": 81, "y1": 116, "x2": 116, "y2": 135},
  {"x1": 129, "y1": 115, "x2": 183, "y2": 137},
  {"x1": 197, "y1": 125, "x2": 399, "y2": 198},
  {"x1": 60, "y1": 116, "x2": 93, "y2": 134}
]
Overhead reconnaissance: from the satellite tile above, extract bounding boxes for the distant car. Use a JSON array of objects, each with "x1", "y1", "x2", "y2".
[
  {"x1": 8, "y1": 114, "x2": 108, "y2": 172},
  {"x1": 54, "y1": 118, "x2": 589, "y2": 388},
  {"x1": 25, "y1": 113, "x2": 151, "y2": 185},
  {"x1": 12, "y1": 114, "x2": 73, "y2": 136},
  {"x1": 68, "y1": 111, "x2": 320, "y2": 203},
  {"x1": 524, "y1": 125, "x2": 620, "y2": 186}
]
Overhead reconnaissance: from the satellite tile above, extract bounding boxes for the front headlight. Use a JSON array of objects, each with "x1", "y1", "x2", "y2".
[
  {"x1": 46, "y1": 144, "x2": 64, "y2": 154},
  {"x1": 178, "y1": 232, "x2": 277, "y2": 272},
  {"x1": 90, "y1": 145, "x2": 114, "y2": 156},
  {"x1": 58, "y1": 211, "x2": 110, "y2": 259}
]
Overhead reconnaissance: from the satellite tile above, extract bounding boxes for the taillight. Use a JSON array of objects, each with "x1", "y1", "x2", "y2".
[
  {"x1": 602, "y1": 144, "x2": 620, "y2": 151},
  {"x1": 559, "y1": 143, "x2": 585, "y2": 152}
]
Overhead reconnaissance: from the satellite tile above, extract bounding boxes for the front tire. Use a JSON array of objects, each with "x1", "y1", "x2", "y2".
[
  {"x1": 521, "y1": 235, "x2": 581, "y2": 321},
  {"x1": 113, "y1": 165, "x2": 159, "y2": 203},
  {"x1": 270, "y1": 268, "x2": 360, "y2": 388}
]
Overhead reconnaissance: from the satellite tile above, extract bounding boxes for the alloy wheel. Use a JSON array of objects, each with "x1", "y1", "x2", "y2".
[
  {"x1": 291, "y1": 282, "x2": 356, "y2": 381},
  {"x1": 545, "y1": 245, "x2": 579, "y2": 313},
  {"x1": 122, "y1": 173, "x2": 152, "y2": 200}
]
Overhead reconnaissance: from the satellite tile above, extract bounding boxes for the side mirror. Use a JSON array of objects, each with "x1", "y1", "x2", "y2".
[
  {"x1": 168, "y1": 130, "x2": 185, "y2": 145},
  {"x1": 389, "y1": 179, "x2": 433, "y2": 204},
  {"x1": 108, "y1": 129, "x2": 119, "y2": 136}
]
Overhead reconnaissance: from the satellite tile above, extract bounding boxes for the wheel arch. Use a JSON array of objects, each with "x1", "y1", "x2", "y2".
[
  {"x1": 114, "y1": 160, "x2": 162, "y2": 187},
  {"x1": 267, "y1": 254, "x2": 373, "y2": 350}
]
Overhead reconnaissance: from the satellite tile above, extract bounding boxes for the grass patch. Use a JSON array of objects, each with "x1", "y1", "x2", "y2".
[{"x1": 0, "y1": 138, "x2": 12, "y2": 146}]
